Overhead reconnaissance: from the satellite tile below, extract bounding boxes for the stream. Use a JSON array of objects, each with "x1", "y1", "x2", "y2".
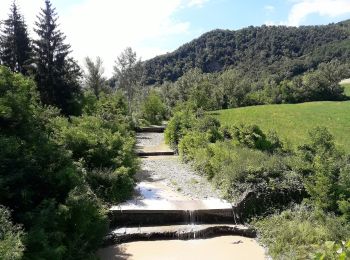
[{"x1": 97, "y1": 127, "x2": 267, "y2": 259}]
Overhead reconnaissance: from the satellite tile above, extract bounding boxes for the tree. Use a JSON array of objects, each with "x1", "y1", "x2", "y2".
[
  {"x1": 0, "y1": 1, "x2": 32, "y2": 74},
  {"x1": 33, "y1": 0, "x2": 81, "y2": 115},
  {"x1": 141, "y1": 90, "x2": 166, "y2": 125},
  {"x1": 0, "y1": 206, "x2": 24, "y2": 260},
  {"x1": 0, "y1": 66, "x2": 108, "y2": 259},
  {"x1": 113, "y1": 47, "x2": 143, "y2": 113},
  {"x1": 83, "y1": 56, "x2": 107, "y2": 98}
]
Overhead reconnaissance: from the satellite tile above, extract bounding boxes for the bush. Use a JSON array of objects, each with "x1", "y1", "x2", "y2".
[
  {"x1": 87, "y1": 168, "x2": 134, "y2": 203},
  {"x1": 140, "y1": 90, "x2": 166, "y2": 125},
  {"x1": 52, "y1": 92, "x2": 138, "y2": 204},
  {"x1": 298, "y1": 127, "x2": 350, "y2": 215},
  {"x1": 178, "y1": 131, "x2": 209, "y2": 162},
  {"x1": 254, "y1": 205, "x2": 350, "y2": 259},
  {"x1": 0, "y1": 67, "x2": 109, "y2": 259},
  {"x1": 0, "y1": 206, "x2": 24, "y2": 260},
  {"x1": 53, "y1": 115, "x2": 137, "y2": 171},
  {"x1": 222, "y1": 124, "x2": 283, "y2": 153},
  {"x1": 165, "y1": 107, "x2": 196, "y2": 149}
]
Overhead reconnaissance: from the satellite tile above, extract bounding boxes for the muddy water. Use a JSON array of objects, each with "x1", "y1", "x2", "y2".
[{"x1": 97, "y1": 236, "x2": 266, "y2": 260}]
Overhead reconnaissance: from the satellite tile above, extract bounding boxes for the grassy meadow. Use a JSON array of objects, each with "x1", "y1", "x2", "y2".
[{"x1": 213, "y1": 100, "x2": 350, "y2": 152}]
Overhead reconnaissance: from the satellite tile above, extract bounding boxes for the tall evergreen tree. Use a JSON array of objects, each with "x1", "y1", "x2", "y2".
[
  {"x1": 33, "y1": 0, "x2": 81, "y2": 115},
  {"x1": 0, "y1": 1, "x2": 32, "y2": 74}
]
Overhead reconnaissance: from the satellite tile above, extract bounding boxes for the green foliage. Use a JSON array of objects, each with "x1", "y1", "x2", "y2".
[
  {"x1": 144, "y1": 22, "x2": 350, "y2": 84},
  {"x1": 33, "y1": 0, "x2": 82, "y2": 116},
  {"x1": 53, "y1": 92, "x2": 138, "y2": 203},
  {"x1": 157, "y1": 59, "x2": 349, "y2": 114},
  {"x1": 140, "y1": 90, "x2": 166, "y2": 125},
  {"x1": 113, "y1": 47, "x2": 143, "y2": 113},
  {"x1": 298, "y1": 127, "x2": 350, "y2": 215},
  {"x1": 164, "y1": 105, "x2": 196, "y2": 149},
  {"x1": 25, "y1": 189, "x2": 107, "y2": 260},
  {"x1": 178, "y1": 131, "x2": 209, "y2": 162},
  {"x1": 84, "y1": 56, "x2": 108, "y2": 98},
  {"x1": 0, "y1": 206, "x2": 24, "y2": 260},
  {"x1": 254, "y1": 206, "x2": 350, "y2": 259},
  {"x1": 0, "y1": 2, "x2": 32, "y2": 75},
  {"x1": 87, "y1": 168, "x2": 134, "y2": 203},
  {"x1": 194, "y1": 115, "x2": 222, "y2": 143},
  {"x1": 222, "y1": 124, "x2": 283, "y2": 153},
  {"x1": 313, "y1": 240, "x2": 350, "y2": 260},
  {"x1": 53, "y1": 115, "x2": 136, "y2": 171},
  {"x1": 0, "y1": 67, "x2": 109, "y2": 259}
]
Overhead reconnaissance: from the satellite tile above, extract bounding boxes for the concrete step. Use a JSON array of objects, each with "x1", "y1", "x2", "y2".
[
  {"x1": 137, "y1": 151, "x2": 175, "y2": 156},
  {"x1": 109, "y1": 199, "x2": 235, "y2": 227},
  {"x1": 136, "y1": 126, "x2": 166, "y2": 133},
  {"x1": 104, "y1": 224, "x2": 256, "y2": 245}
]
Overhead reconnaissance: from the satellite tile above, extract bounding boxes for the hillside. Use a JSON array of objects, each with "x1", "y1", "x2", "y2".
[
  {"x1": 143, "y1": 20, "x2": 350, "y2": 85},
  {"x1": 213, "y1": 100, "x2": 350, "y2": 152}
]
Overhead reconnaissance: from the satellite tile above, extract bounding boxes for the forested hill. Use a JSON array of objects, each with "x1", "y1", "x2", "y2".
[{"x1": 143, "y1": 20, "x2": 350, "y2": 85}]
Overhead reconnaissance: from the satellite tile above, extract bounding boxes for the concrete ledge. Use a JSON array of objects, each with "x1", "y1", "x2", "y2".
[
  {"x1": 109, "y1": 208, "x2": 234, "y2": 227},
  {"x1": 137, "y1": 151, "x2": 175, "y2": 156},
  {"x1": 136, "y1": 126, "x2": 166, "y2": 133},
  {"x1": 103, "y1": 224, "x2": 256, "y2": 245}
]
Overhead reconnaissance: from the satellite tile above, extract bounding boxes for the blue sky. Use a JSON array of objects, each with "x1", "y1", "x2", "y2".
[{"x1": 1, "y1": 0, "x2": 350, "y2": 76}]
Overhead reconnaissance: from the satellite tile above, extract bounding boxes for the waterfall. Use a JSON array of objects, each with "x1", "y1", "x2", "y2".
[{"x1": 186, "y1": 210, "x2": 197, "y2": 239}]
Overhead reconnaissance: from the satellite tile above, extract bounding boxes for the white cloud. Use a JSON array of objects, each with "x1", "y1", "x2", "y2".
[
  {"x1": 0, "y1": 0, "x2": 209, "y2": 76},
  {"x1": 287, "y1": 0, "x2": 350, "y2": 26},
  {"x1": 187, "y1": 0, "x2": 209, "y2": 8},
  {"x1": 264, "y1": 5, "x2": 275, "y2": 13}
]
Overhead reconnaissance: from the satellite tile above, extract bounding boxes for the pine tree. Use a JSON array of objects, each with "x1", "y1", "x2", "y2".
[
  {"x1": 0, "y1": 1, "x2": 32, "y2": 74},
  {"x1": 33, "y1": 0, "x2": 81, "y2": 115}
]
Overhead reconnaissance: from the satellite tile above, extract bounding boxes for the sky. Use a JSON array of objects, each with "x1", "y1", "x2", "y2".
[{"x1": 1, "y1": 0, "x2": 350, "y2": 76}]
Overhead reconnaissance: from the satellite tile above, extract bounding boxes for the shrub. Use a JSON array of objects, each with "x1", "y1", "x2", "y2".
[
  {"x1": 0, "y1": 206, "x2": 24, "y2": 260},
  {"x1": 222, "y1": 124, "x2": 283, "y2": 153},
  {"x1": 53, "y1": 115, "x2": 137, "y2": 171},
  {"x1": 87, "y1": 167, "x2": 134, "y2": 203},
  {"x1": 194, "y1": 116, "x2": 222, "y2": 143},
  {"x1": 178, "y1": 131, "x2": 209, "y2": 162},
  {"x1": 141, "y1": 90, "x2": 166, "y2": 125},
  {"x1": 165, "y1": 108, "x2": 196, "y2": 150},
  {"x1": 254, "y1": 205, "x2": 350, "y2": 259},
  {"x1": 0, "y1": 67, "x2": 109, "y2": 259}
]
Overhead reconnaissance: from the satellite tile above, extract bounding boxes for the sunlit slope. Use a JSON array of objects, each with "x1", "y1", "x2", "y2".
[{"x1": 213, "y1": 101, "x2": 350, "y2": 152}]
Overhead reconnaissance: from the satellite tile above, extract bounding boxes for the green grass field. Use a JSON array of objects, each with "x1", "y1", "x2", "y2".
[{"x1": 213, "y1": 100, "x2": 350, "y2": 152}]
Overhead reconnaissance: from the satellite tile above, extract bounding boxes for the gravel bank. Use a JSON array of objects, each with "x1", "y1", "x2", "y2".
[{"x1": 138, "y1": 157, "x2": 223, "y2": 200}]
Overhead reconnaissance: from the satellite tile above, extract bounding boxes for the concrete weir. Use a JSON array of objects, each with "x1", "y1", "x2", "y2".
[
  {"x1": 109, "y1": 199, "x2": 235, "y2": 227},
  {"x1": 104, "y1": 224, "x2": 256, "y2": 245}
]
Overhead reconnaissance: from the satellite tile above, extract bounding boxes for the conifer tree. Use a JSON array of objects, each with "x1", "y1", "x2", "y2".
[
  {"x1": 33, "y1": 0, "x2": 81, "y2": 115},
  {"x1": 0, "y1": 1, "x2": 32, "y2": 74}
]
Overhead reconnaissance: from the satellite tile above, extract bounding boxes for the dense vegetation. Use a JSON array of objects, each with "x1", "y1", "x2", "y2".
[
  {"x1": 0, "y1": 65, "x2": 137, "y2": 259},
  {"x1": 156, "y1": 60, "x2": 350, "y2": 113},
  {"x1": 0, "y1": 1, "x2": 138, "y2": 259},
  {"x1": 144, "y1": 20, "x2": 350, "y2": 84},
  {"x1": 165, "y1": 104, "x2": 350, "y2": 259}
]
